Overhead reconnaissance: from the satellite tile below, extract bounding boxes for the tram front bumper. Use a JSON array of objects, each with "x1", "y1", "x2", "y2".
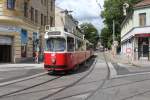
[{"x1": 44, "y1": 65, "x2": 68, "y2": 71}]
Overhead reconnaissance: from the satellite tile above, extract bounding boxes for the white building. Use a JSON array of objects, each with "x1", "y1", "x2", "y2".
[
  {"x1": 55, "y1": 7, "x2": 78, "y2": 34},
  {"x1": 121, "y1": 0, "x2": 150, "y2": 60}
]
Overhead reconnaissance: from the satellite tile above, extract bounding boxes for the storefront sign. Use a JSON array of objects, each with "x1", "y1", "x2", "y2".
[
  {"x1": 0, "y1": 25, "x2": 21, "y2": 32},
  {"x1": 0, "y1": 36, "x2": 12, "y2": 45},
  {"x1": 135, "y1": 34, "x2": 150, "y2": 37}
]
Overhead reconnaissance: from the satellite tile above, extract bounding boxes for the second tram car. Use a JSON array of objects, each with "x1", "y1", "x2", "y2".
[{"x1": 44, "y1": 27, "x2": 93, "y2": 72}]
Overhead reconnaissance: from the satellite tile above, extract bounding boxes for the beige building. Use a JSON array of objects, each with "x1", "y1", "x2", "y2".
[
  {"x1": 0, "y1": 0, "x2": 55, "y2": 63},
  {"x1": 55, "y1": 7, "x2": 78, "y2": 34}
]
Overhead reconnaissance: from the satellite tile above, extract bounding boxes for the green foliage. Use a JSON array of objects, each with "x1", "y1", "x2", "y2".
[
  {"x1": 100, "y1": 0, "x2": 142, "y2": 48},
  {"x1": 80, "y1": 23, "x2": 99, "y2": 48}
]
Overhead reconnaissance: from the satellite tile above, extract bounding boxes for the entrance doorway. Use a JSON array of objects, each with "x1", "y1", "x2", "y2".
[
  {"x1": 138, "y1": 37, "x2": 149, "y2": 59},
  {"x1": 0, "y1": 45, "x2": 11, "y2": 63}
]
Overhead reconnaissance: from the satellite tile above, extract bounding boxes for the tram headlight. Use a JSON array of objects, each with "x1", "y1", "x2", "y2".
[{"x1": 51, "y1": 58, "x2": 56, "y2": 64}]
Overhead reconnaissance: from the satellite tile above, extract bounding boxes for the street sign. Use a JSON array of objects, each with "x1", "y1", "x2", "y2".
[{"x1": 113, "y1": 41, "x2": 118, "y2": 47}]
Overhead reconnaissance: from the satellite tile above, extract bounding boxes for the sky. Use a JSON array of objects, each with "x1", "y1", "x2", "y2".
[{"x1": 56, "y1": 0, "x2": 104, "y2": 32}]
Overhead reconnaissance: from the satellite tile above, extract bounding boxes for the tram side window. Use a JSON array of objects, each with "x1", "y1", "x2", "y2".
[
  {"x1": 77, "y1": 40, "x2": 84, "y2": 51},
  {"x1": 75, "y1": 39, "x2": 78, "y2": 51},
  {"x1": 67, "y1": 37, "x2": 74, "y2": 52}
]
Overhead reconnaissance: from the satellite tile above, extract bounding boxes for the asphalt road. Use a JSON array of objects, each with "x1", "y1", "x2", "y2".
[{"x1": 1, "y1": 52, "x2": 150, "y2": 100}]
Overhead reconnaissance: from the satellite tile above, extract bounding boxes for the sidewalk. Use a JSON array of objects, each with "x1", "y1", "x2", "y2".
[
  {"x1": 105, "y1": 51, "x2": 150, "y2": 67},
  {"x1": 0, "y1": 63, "x2": 44, "y2": 69}
]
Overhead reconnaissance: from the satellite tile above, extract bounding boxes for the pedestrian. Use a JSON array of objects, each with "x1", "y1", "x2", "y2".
[{"x1": 35, "y1": 51, "x2": 39, "y2": 63}]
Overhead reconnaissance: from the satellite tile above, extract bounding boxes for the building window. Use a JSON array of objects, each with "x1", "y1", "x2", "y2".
[
  {"x1": 7, "y1": 0, "x2": 16, "y2": 9},
  {"x1": 139, "y1": 13, "x2": 146, "y2": 27},
  {"x1": 41, "y1": 0, "x2": 43, "y2": 4},
  {"x1": 21, "y1": 29, "x2": 28, "y2": 58},
  {"x1": 50, "y1": 16, "x2": 53, "y2": 27},
  {"x1": 51, "y1": 0, "x2": 53, "y2": 11},
  {"x1": 35, "y1": 9, "x2": 38, "y2": 23},
  {"x1": 31, "y1": 7, "x2": 34, "y2": 21},
  {"x1": 41, "y1": 14, "x2": 43, "y2": 26},
  {"x1": 24, "y1": 2, "x2": 28, "y2": 17},
  {"x1": 44, "y1": 0, "x2": 47, "y2": 6},
  {"x1": 44, "y1": 16, "x2": 47, "y2": 25}
]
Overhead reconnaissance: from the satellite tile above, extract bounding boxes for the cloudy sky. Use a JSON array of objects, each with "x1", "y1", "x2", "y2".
[{"x1": 56, "y1": 0, "x2": 104, "y2": 31}]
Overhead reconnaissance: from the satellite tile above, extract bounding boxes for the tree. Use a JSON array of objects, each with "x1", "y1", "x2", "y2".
[
  {"x1": 80, "y1": 23, "x2": 99, "y2": 48},
  {"x1": 100, "y1": 27, "x2": 112, "y2": 49},
  {"x1": 100, "y1": 0, "x2": 142, "y2": 48}
]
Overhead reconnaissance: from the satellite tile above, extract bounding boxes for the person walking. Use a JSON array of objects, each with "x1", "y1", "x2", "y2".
[
  {"x1": 34, "y1": 46, "x2": 39, "y2": 63},
  {"x1": 35, "y1": 51, "x2": 39, "y2": 63}
]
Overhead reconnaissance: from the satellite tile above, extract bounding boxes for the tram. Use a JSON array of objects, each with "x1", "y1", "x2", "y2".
[{"x1": 44, "y1": 27, "x2": 93, "y2": 72}]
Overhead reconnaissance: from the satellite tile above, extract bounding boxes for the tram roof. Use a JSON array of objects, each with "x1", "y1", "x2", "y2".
[{"x1": 45, "y1": 27, "x2": 92, "y2": 44}]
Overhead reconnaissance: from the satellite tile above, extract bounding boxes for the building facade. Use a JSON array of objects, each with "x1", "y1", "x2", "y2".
[
  {"x1": 121, "y1": 0, "x2": 150, "y2": 60},
  {"x1": 55, "y1": 7, "x2": 78, "y2": 34},
  {"x1": 0, "y1": 0, "x2": 55, "y2": 63}
]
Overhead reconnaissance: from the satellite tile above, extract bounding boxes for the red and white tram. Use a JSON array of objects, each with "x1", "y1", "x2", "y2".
[{"x1": 44, "y1": 27, "x2": 93, "y2": 72}]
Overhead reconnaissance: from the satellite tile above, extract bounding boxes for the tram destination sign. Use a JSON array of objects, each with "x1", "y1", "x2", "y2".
[{"x1": 48, "y1": 31, "x2": 61, "y2": 35}]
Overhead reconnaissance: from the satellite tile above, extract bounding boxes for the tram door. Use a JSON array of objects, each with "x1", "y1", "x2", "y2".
[{"x1": 0, "y1": 45, "x2": 11, "y2": 63}]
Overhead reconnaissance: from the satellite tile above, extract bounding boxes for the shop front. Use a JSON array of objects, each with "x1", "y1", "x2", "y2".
[
  {"x1": 135, "y1": 34, "x2": 150, "y2": 60},
  {"x1": 0, "y1": 36, "x2": 12, "y2": 63}
]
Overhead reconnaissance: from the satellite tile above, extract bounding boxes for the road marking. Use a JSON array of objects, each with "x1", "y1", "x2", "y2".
[
  {"x1": 0, "y1": 72, "x2": 48, "y2": 87},
  {"x1": 108, "y1": 62, "x2": 117, "y2": 78}
]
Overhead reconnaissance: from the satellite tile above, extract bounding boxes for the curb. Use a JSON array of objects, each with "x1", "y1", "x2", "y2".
[{"x1": 107, "y1": 62, "x2": 117, "y2": 78}]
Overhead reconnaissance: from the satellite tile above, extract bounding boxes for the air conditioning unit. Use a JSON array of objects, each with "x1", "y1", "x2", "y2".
[{"x1": 45, "y1": 25, "x2": 51, "y2": 31}]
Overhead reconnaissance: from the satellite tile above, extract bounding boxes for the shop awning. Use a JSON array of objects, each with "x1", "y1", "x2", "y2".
[{"x1": 135, "y1": 34, "x2": 150, "y2": 37}]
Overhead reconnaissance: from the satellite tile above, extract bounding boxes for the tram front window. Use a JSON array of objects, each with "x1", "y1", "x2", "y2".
[{"x1": 46, "y1": 38, "x2": 66, "y2": 52}]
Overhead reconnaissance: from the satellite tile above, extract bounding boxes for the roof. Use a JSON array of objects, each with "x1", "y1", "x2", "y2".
[{"x1": 134, "y1": 0, "x2": 150, "y2": 8}]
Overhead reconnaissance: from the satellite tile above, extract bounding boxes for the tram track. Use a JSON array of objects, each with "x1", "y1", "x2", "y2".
[
  {"x1": 85, "y1": 53, "x2": 110, "y2": 100},
  {"x1": 0, "y1": 75, "x2": 62, "y2": 98},
  {"x1": 101, "y1": 59, "x2": 150, "y2": 90},
  {"x1": 0, "y1": 56, "x2": 97, "y2": 100},
  {"x1": 0, "y1": 72, "x2": 48, "y2": 87},
  {"x1": 100, "y1": 53, "x2": 150, "y2": 100},
  {"x1": 120, "y1": 89, "x2": 150, "y2": 100},
  {"x1": 4, "y1": 78, "x2": 105, "y2": 97},
  {"x1": 51, "y1": 53, "x2": 109, "y2": 100},
  {"x1": 38, "y1": 57, "x2": 97, "y2": 100}
]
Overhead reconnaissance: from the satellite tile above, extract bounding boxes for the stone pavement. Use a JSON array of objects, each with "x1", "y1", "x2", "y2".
[{"x1": 0, "y1": 63, "x2": 45, "y2": 83}]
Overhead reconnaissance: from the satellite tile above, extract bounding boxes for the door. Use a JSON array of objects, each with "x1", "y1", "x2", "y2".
[
  {"x1": 0, "y1": 45, "x2": 11, "y2": 63},
  {"x1": 138, "y1": 37, "x2": 149, "y2": 59},
  {"x1": 142, "y1": 38, "x2": 149, "y2": 57}
]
